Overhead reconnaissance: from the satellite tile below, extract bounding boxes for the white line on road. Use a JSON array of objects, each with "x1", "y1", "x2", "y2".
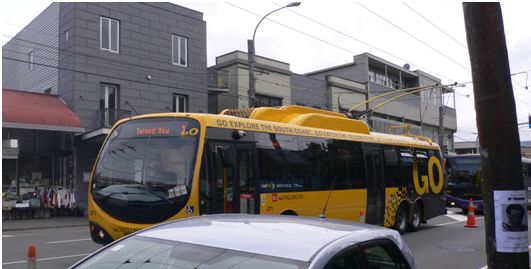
[
  {"x1": 46, "y1": 238, "x2": 92, "y2": 244},
  {"x1": 2, "y1": 253, "x2": 92, "y2": 265},
  {"x1": 445, "y1": 211, "x2": 470, "y2": 222}
]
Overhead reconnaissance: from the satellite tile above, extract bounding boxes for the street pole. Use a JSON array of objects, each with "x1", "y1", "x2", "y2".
[
  {"x1": 463, "y1": 3, "x2": 528, "y2": 268},
  {"x1": 248, "y1": 2, "x2": 300, "y2": 108},
  {"x1": 438, "y1": 106, "x2": 445, "y2": 154}
]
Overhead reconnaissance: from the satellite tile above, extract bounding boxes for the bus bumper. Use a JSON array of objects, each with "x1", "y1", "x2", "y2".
[
  {"x1": 89, "y1": 221, "x2": 114, "y2": 245},
  {"x1": 446, "y1": 194, "x2": 483, "y2": 211}
]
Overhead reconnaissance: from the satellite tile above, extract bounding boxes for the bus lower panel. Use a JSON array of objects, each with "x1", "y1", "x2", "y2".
[{"x1": 89, "y1": 221, "x2": 114, "y2": 245}]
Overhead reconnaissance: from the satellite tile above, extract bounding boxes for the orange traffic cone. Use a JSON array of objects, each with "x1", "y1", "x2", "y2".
[
  {"x1": 464, "y1": 199, "x2": 478, "y2": 228},
  {"x1": 359, "y1": 211, "x2": 365, "y2": 223},
  {"x1": 26, "y1": 245, "x2": 36, "y2": 269}
]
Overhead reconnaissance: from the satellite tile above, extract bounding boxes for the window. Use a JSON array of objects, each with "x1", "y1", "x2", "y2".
[
  {"x1": 100, "y1": 84, "x2": 119, "y2": 126},
  {"x1": 390, "y1": 78, "x2": 400, "y2": 90},
  {"x1": 65, "y1": 30, "x2": 69, "y2": 42},
  {"x1": 173, "y1": 94, "x2": 188, "y2": 112},
  {"x1": 255, "y1": 94, "x2": 281, "y2": 107},
  {"x1": 256, "y1": 133, "x2": 303, "y2": 192},
  {"x1": 101, "y1": 17, "x2": 119, "y2": 53},
  {"x1": 376, "y1": 74, "x2": 388, "y2": 86},
  {"x1": 361, "y1": 241, "x2": 409, "y2": 269},
  {"x1": 369, "y1": 71, "x2": 375, "y2": 83},
  {"x1": 28, "y1": 50, "x2": 34, "y2": 70},
  {"x1": 301, "y1": 138, "x2": 330, "y2": 191},
  {"x1": 172, "y1": 35, "x2": 187, "y2": 66},
  {"x1": 382, "y1": 145, "x2": 401, "y2": 187}
]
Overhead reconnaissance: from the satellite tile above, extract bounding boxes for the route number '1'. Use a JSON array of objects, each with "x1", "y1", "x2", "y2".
[{"x1": 413, "y1": 156, "x2": 443, "y2": 195}]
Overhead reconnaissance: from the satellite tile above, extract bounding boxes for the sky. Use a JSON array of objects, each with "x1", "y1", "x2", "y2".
[{"x1": 2, "y1": 1, "x2": 530, "y2": 142}]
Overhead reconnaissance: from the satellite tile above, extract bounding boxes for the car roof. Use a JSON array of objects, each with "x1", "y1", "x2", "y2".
[{"x1": 137, "y1": 214, "x2": 404, "y2": 262}]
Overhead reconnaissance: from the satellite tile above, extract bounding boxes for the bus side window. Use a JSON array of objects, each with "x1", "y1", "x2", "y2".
[
  {"x1": 350, "y1": 141, "x2": 366, "y2": 189},
  {"x1": 301, "y1": 138, "x2": 329, "y2": 191},
  {"x1": 399, "y1": 148, "x2": 415, "y2": 187},
  {"x1": 327, "y1": 139, "x2": 354, "y2": 190},
  {"x1": 382, "y1": 145, "x2": 400, "y2": 187},
  {"x1": 256, "y1": 133, "x2": 302, "y2": 190}
]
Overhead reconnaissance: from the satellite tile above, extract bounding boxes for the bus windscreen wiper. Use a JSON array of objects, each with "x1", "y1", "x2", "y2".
[
  {"x1": 93, "y1": 191, "x2": 145, "y2": 200},
  {"x1": 125, "y1": 185, "x2": 174, "y2": 204}
]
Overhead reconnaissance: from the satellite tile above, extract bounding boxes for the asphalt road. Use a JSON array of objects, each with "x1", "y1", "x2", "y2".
[
  {"x1": 2, "y1": 208, "x2": 530, "y2": 269},
  {"x1": 2, "y1": 226, "x2": 100, "y2": 269}
]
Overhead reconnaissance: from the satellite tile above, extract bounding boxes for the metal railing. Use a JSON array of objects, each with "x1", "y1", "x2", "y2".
[
  {"x1": 207, "y1": 69, "x2": 229, "y2": 89},
  {"x1": 98, "y1": 108, "x2": 132, "y2": 127}
]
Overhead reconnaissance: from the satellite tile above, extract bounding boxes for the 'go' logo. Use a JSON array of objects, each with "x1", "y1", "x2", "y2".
[
  {"x1": 181, "y1": 125, "x2": 198, "y2": 136},
  {"x1": 413, "y1": 156, "x2": 443, "y2": 195}
]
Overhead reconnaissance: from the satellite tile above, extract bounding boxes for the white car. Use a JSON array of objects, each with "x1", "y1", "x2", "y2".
[{"x1": 70, "y1": 214, "x2": 419, "y2": 269}]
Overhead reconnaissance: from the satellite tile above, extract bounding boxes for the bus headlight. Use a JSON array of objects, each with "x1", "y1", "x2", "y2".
[{"x1": 99, "y1": 230, "x2": 105, "y2": 238}]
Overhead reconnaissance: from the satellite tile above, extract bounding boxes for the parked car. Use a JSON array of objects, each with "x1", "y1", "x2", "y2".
[{"x1": 69, "y1": 214, "x2": 419, "y2": 269}]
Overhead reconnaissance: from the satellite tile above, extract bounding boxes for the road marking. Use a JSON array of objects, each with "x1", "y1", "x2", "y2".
[
  {"x1": 445, "y1": 211, "x2": 469, "y2": 222},
  {"x1": 46, "y1": 238, "x2": 92, "y2": 244},
  {"x1": 2, "y1": 253, "x2": 92, "y2": 265},
  {"x1": 2, "y1": 233, "x2": 44, "y2": 237}
]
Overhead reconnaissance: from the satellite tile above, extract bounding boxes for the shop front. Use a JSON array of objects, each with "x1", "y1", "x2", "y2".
[{"x1": 2, "y1": 89, "x2": 84, "y2": 220}]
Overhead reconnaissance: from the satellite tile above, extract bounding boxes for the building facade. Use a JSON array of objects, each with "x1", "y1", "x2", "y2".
[
  {"x1": 2, "y1": 2, "x2": 207, "y2": 212},
  {"x1": 208, "y1": 51, "x2": 457, "y2": 152}
]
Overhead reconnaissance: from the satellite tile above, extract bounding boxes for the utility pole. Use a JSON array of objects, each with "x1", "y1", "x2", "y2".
[
  {"x1": 463, "y1": 3, "x2": 528, "y2": 268},
  {"x1": 438, "y1": 106, "x2": 445, "y2": 154}
]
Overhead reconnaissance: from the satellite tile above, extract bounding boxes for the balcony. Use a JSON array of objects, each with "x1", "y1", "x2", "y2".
[
  {"x1": 207, "y1": 69, "x2": 230, "y2": 92},
  {"x1": 98, "y1": 108, "x2": 132, "y2": 128}
]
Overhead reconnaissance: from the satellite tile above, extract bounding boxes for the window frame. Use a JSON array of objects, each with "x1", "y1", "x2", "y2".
[
  {"x1": 172, "y1": 35, "x2": 188, "y2": 67},
  {"x1": 255, "y1": 94, "x2": 282, "y2": 108},
  {"x1": 173, "y1": 94, "x2": 188, "y2": 112},
  {"x1": 100, "y1": 17, "x2": 120, "y2": 53}
]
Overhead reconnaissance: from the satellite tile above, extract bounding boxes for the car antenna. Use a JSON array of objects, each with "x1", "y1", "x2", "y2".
[{"x1": 318, "y1": 175, "x2": 337, "y2": 219}]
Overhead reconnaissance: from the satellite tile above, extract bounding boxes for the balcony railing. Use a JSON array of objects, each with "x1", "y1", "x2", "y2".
[
  {"x1": 207, "y1": 69, "x2": 230, "y2": 90},
  {"x1": 98, "y1": 108, "x2": 132, "y2": 128}
]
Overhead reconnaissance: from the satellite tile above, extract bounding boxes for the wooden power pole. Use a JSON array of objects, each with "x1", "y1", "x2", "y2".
[{"x1": 463, "y1": 3, "x2": 528, "y2": 268}]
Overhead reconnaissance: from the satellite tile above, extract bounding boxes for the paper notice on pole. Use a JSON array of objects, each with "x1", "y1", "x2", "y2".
[{"x1": 494, "y1": 190, "x2": 528, "y2": 252}]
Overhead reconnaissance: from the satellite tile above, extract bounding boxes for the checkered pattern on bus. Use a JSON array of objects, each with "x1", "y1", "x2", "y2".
[{"x1": 385, "y1": 187, "x2": 408, "y2": 227}]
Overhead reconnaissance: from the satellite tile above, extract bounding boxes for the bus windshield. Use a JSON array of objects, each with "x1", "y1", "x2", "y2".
[
  {"x1": 446, "y1": 155, "x2": 481, "y2": 189},
  {"x1": 91, "y1": 117, "x2": 200, "y2": 224}
]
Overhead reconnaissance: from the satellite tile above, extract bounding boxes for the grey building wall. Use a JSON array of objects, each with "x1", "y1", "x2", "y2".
[
  {"x1": 290, "y1": 73, "x2": 328, "y2": 110},
  {"x1": 60, "y1": 2, "x2": 208, "y2": 209},
  {"x1": 60, "y1": 2, "x2": 208, "y2": 131},
  {"x1": 2, "y1": 3, "x2": 59, "y2": 94}
]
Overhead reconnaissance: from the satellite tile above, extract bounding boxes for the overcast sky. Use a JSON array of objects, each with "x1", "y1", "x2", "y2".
[{"x1": 2, "y1": 1, "x2": 530, "y2": 142}]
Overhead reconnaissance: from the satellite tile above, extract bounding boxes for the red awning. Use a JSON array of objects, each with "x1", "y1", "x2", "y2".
[{"x1": 2, "y1": 89, "x2": 84, "y2": 132}]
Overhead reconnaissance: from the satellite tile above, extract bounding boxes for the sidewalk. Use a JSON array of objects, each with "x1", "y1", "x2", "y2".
[{"x1": 2, "y1": 215, "x2": 89, "y2": 232}]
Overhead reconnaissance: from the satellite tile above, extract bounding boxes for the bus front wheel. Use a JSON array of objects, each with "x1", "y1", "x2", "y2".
[
  {"x1": 408, "y1": 203, "x2": 422, "y2": 232},
  {"x1": 394, "y1": 204, "x2": 408, "y2": 235}
]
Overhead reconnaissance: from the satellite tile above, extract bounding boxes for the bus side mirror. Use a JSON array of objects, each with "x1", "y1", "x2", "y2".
[{"x1": 217, "y1": 146, "x2": 234, "y2": 167}]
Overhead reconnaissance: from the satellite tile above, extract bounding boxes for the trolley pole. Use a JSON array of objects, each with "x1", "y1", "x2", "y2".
[{"x1": 463, "y1": 3, "x2": 528, "y2": 268}]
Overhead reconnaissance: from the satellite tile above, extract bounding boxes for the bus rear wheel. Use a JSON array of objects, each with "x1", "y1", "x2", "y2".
[
  {"x1": 408, "y1": 203, "x2": 422, "y2": 232},
  {"x1": 394, "y1": 204, "x2": 408, "y2": 235}
]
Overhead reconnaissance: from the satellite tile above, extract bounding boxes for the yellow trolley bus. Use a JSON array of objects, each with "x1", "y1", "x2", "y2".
[{"x1": 88, "y1": 105, "x2": 445, "y2": 244}]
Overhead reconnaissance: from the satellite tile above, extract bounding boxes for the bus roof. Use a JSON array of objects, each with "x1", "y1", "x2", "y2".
[{"x1": 115, "y1": 106, "x2": 439, "y2": 149}]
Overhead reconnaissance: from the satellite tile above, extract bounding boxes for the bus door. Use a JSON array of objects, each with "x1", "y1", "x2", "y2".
[
  {"x1": 210, "y1": 142, "x2": 259, "y2": 214},
  {"x1": 364, "y1": 150, "x2": 385, "y2": 225}
]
